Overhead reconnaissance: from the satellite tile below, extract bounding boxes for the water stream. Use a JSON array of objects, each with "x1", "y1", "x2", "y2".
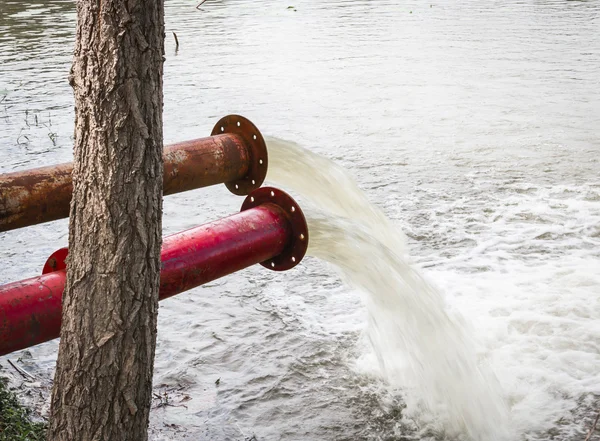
[
  {"x1": 268, "y1": 138, "x2": 509, "y2": 440},
  {"x1": 307, "y1": 213, "x2": 509, "y2": 441},
  {"x1": 264, "y1": 131, "x2": 600, "y2": 441}
]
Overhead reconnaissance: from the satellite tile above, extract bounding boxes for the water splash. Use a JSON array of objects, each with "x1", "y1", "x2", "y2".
[{"x1": 266, "y1": 137, "x2": 510, "y2": 440}]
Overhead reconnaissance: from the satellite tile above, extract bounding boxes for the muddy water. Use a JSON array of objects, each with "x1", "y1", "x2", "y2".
[{"x1": 1, "y1": 1, "x2": 599, "y2": 440}]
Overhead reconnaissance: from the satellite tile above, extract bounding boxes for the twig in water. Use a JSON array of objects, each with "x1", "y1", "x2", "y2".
[
  {"x1": 17, "y1": 128, "x2": 30, "y2": 146},
  {"x1": 172, "y1": 32, "x2": 179, "y2": 50},
  {"x1": 152, "y1": 390, "x2": 188, "y2": 409},
  {"x1": 7, "y1": 359, "x2": 35, "y2": 380},
  {"x1": 585, "y1": 409, "x2": 600, "y2": 441},
  {"x1": 196, "y1": 0, "x2": 207, "y2": 10}
]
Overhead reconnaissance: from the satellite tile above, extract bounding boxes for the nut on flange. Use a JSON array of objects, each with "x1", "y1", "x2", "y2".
[
  {"x1": 211, "y1": 115, "x2": 268, "y2": 196},
  {"x1": 241, "y1": 187, "x2": 309, "y2": 271}
]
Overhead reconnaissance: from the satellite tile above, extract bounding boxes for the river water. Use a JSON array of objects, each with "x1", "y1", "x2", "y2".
[{"x1": 1, "y1": 0, "x2": 599, "y2": 440}]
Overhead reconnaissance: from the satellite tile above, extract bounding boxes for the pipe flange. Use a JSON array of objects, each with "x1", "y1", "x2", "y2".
[
  {"x1": 241, "y1": 187, "x2": 309, "y2": 271},
  {"x1": 211, "y1": 115, "x2": 268, "y2": 196},
  {"x1": 42, "y1": 247, "x2": 68, "y2": 274}
]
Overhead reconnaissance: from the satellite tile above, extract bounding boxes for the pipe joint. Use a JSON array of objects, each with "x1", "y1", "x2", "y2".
[
  {"x1": 211, "y1": 115, "x2": 268, "y2": 196},
  {"x1": 241, "y1": 187, "x2": 309, "y2": 271}
]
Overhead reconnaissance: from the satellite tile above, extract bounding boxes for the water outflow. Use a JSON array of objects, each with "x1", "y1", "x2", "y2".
[
  {"x1": 266, "y1": 138, "x2": 510, "y2": 440},
  {"x1": 266, "y1": 137, "x2": 407, "y2": 254}
]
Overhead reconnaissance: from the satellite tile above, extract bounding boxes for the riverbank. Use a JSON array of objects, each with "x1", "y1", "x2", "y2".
[
  {"x1": 0, "y1": 365, "x2": 47, "y2": 441},
  {"x1": 0, "y1": 357, "x2": 205, "y2": 441}
]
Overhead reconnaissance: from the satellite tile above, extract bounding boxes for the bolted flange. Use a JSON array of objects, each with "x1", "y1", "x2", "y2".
[
  {"x1": 241, "y1": 187, "x2": 309, "y2": 271},
  {"x1": 211, "y1": 115, "x2": 268, "y2": 196}
]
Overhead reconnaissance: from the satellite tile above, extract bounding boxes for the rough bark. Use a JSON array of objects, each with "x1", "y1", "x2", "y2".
[{"x1": 47, "y1": 0, "x2": 164, "y2": 439}]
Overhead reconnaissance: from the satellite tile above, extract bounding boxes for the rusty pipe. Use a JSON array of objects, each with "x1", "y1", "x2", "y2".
[
  {"x1": 0, "y1": 115, "x2": 268, "y2": 233},
  {"x1": 0, "y1": 188, "x2": 308, "y2": 357}
]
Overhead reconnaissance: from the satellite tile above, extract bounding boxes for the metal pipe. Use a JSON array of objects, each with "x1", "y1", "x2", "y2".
[
  {"x1": 0, "y1": 115, "x2": 268, "y2": 232},
  {"x1": 0, "y1": 187, "x2": 308, "y2": 357}
]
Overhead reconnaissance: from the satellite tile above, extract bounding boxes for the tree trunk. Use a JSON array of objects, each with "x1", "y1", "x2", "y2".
[{"x1": 47, "y1": 0, "x2": 164, "y2": 439}]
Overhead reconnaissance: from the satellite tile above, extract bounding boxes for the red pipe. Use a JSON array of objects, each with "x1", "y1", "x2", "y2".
[
  {"x1": 159, "y1": 203, "x2": 290, "y2": 300},
  {"x1": 0, "y1": 188, "x2": 308, "y2": 356}
]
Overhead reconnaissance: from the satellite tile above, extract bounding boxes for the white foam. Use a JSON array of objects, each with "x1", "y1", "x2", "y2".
[
  {"x1": 410, "y1": 182, "x2": 600, "y2": 440},
  {"x1": 266, "y1": 137, "x2": 513, "y2": 440}
]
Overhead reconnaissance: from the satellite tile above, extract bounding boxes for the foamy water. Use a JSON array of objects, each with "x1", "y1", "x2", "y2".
[
  {"x1": 307, "y1": 214, "x2": 509, "y2": 441},
  {"x1": 266, "y1": 138, "x2": 600, "y2": 440},
  {"x1": 408, "y1": 183, "x2": 600, "y2": 441},
  {"x1": 268, "y1": 138, "x2": 510, "y2": 440}
]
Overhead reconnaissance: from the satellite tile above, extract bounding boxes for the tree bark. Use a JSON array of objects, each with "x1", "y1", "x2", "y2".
[{"x1": 47, "y1": 0, "x2": 164, "y2": 439}]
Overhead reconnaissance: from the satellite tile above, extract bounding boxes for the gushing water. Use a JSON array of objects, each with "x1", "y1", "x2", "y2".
[
  {"x1": 266, "y1": 137, "x2": 407, "y2": 253},
  {"x1": 266, "y1": 138, "x2": 510, "y2": 440}
]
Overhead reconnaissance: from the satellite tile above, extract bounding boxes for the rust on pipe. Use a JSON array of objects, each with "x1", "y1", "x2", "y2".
[
  {"x1": 162, "y1": 134, "x2": 250, "y2": 196},
  {"x1": 0, "y1": 187, "x2": 308, "y2": 357},
  {"x1": 0, "y1": 114, "x2": 268, "y2": 233},
  {"x1": 0, "y1": 163, "x2": 73, "y2": 233}
]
